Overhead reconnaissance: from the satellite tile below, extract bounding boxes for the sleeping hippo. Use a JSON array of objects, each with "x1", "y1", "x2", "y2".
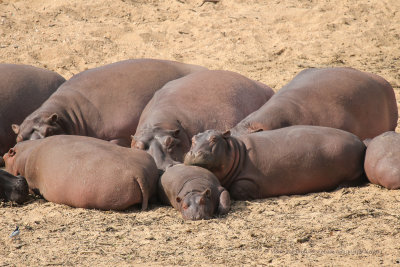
[
  {"x1": 12, "y1": 59, "x2": 207, "y2": 146},
  {"x1": 364, "y1": 131, "x2": 400, "y2": 189},
  {"x1": 231, "y1": 67, "x2": 397, "y2": 140},
  {"x1": 0, "y1": 169, "x2": 28, "y2": 204},
  {"x1": 131, "y1": 70, "x2": 274, "y2": 170},
  {"x1": 158, "y1": 164, "x2": 230, "y2": 220},
  {"x1": 0, "y1": 64, "x2": 65, "y2": 163},
  {"x1": 3, "y1": 135, "x2": 158, "y2": 210},
  {"x1": 184, "y1": 126, "x2": 366, "y2": 200}
]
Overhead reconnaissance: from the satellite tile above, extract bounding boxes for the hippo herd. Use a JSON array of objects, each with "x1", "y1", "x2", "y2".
[{"x1": 0, "y1": 58, "x2": 399, "y2": 220}]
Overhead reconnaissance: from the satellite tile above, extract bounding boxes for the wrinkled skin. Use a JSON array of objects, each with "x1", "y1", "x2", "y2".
[
  {"x1": 132, "y1": 70, "x2": 274, "y2": 170},
  {"x1": 185, "y1": 126, "x2": 366, "y2": 200},
  {"x1": 158, "y1": 164, "x2": 230, "y2": 220},
  {"x1": 231, "y1": 67, "x2": 398, "y2": 140},
  {"x1": 13, "y1": 59, "x2": 207, "y2": 146},
  {"x1": 364, "y1": 131, "x2": 400, "y2": 189},
  {"x1": 0, "y1": 64, "x2": 65, "y2": 164},
  {"x1": 3, "y1": 135, "x2": 159, "y2": 210}
]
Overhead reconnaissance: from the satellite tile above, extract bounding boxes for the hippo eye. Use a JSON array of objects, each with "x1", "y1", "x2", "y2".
[{"x1": 135, "y1": 141, "x2": 147, "y2": 150}]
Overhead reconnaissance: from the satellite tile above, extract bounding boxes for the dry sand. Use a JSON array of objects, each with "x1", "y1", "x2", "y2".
[{"x1": 1, "y1": 0, "x2": 400, "y2": 265}]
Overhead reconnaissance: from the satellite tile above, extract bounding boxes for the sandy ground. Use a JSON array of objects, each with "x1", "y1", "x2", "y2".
[{"x1": 0, "y1": 0, "x2": 400, "y2": 265}]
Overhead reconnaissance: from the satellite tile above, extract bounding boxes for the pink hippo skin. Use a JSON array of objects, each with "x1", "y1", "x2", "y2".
[
  {"x1": 0, "y1": 64, "x2": 65, "y2": 164},
  {"x1": 364, "y1": 131, "x2": 400, "y2": 189},
  {"x1": 158, "y1": 164, "x2": 230, "y2": 220},
  {"x1": 184, "y1": 126, "x2": 366, "y2": 200},
  {"x1": 3, "y1": 135, "x2": 158, "y2": 210},
  {"x1": 231, "y1": 67, "x2": 397, "y2": 140},
  {"x1": 132, "y1": 70, "x2": 274, "y2": 170},
  {"x1": 12, "y1": 59, "x2": 207, "y2": 146}
]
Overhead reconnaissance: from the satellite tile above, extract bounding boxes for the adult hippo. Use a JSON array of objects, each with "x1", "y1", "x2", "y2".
[
  {"x1": 184, "y1": 126, "x2": 366, "y2": 200},
  {"x1": 231, "y1": 67, "x2": 397, "y2": 140},
  {"x1": 0, "y1": 64, "x2": 65, "y2": 164},
  {"x1": 131, "y1": 70, "x2": 274, "y2": 170},
  {"x1": 158, "y1": 164, "x2": 230, "y2": 220},
  {"x1": 364, "y1": 131, "x2": 400, "y2": 189},
  {"x1": 12, "y1": 59, "x2": 207, "y2": 146},
  {"x1": 3, "y1": 135, "x2": 158, "y2": 210}
]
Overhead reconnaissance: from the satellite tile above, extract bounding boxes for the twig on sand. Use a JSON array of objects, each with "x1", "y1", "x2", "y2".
[{"x1": 199, "y1": 0, "x2": 220, "y2": 7}]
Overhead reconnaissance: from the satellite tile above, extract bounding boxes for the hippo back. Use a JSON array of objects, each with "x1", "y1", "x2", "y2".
[{"x1": 0, "y1": 64, "x2": 65, "y2": 155}]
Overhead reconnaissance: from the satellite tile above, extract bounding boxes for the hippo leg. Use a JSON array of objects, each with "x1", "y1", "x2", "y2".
[
  {"x1": 0, "y1": 171, "x2": 29, "y2": 204},
  {"x1": 217, "y1": 186, "x2": 231, "y2": 215}
]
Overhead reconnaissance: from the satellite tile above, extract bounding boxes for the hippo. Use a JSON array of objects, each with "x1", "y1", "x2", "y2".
[
  {"x1": 3, "y1": 135, "x2": 158, "y2": 210},
  {"x1": 364, "y1": 131, "x2": 400, "y2": 189},
  {"x1": 131, "y1": 70, "x2": 274, "y2": 170},
  {"x1": 158, "y1": 164, "x2": 230, "y2": 220},
  {"x1": 0, "y1": 169, "x2": 28, "y2": 204},
  {"x1": 184, "y1": 126, "x2": 366, "y2": 200},
  {"x1": 12, "y1": 59, "x2": 207, "y2": 146},
  {"x1": 0, "y1": 64, "x2": 65, "y2": 164},
  {"x1": 231, "y1": 67, "x2": 397, "y2": 140}
]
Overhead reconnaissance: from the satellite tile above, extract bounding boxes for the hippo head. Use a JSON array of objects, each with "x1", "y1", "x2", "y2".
[
  {"x1": 12, "y1": 113, "x2": 63, "y2": 142},
  {"x1": 177, "y1": 189, "x2": 214, "y2": 220},
  {"x1": 184, "y1": 130, "x2": 232, "y2": 172},
  {"x1": 131, "y1": 123, "x2": 190, "y2": 171}
]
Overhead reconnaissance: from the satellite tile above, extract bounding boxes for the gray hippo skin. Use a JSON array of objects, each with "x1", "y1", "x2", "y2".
[
  {"x1": 184, "y1": 126, "x2": 366, "y2": 200},
  {"x1": 0, "y1": 169, "x2": 28, "y2": 204},
  {"x1": 12, "y1": 59, "x2": 207, "y2": 146},
  {"x1": 3, "y1": 135, "x2": 158, "y2": 210},
  {"x1": 231, "y1": 67, "x2": 397, "y2": 140},
  {"x1": 364, "y1": 131, "x2": 400, "y2": 189},
  {"x1": 158, "y1": 164, "x2": 230, "y2": 220},
  {"x1": 0, "y1": 64, "x2": 65, "y2": 162},
  {"x1": 132, "y1": 69, "x2": 274, "y2": 170}
]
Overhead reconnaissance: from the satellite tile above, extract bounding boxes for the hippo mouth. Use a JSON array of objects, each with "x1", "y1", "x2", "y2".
[{"x1": 183, "y1": 151, "x2": 215, "y2": 169}]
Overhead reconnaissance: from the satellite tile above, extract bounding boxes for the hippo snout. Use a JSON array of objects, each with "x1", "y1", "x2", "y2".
[{"x1": 184, "y1": 150, "x2": 213, "y2": 166}]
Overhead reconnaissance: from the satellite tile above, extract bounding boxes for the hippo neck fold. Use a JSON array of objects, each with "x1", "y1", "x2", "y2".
[
  {"x1": 217, "y1": 137, "x2": 246, "y2": 188},
  {"x1": 43, "y1": 90, "x2": 99, "y2": 136}
]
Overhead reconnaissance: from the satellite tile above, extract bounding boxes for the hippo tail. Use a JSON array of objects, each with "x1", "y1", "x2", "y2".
[{"x1": 135, "y1": 175, "x2": 151, "y2": 211}]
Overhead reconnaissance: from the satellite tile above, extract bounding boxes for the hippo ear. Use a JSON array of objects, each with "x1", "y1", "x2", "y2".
[
  {"x1": 222, "y1": 130, "x2": 231, "y2": 139},
  {"x1": 8, "y1": 148, "x2": 15, "y2": 156},
  {"x1": 164, "y1": 136, "x2": 174, "y2": 148},
  {"x1": 202, "y1": 188, "x2": 211, "y2": 198},
  {"x1": 46, "y1": 113, "x2": 59, "y2": 124},
  {"x1": 11, "y1": 124, "x2": 20, "y2": 134},
  {"x1": 176, "y1": 196, "x2": 182, "y2": 203}
]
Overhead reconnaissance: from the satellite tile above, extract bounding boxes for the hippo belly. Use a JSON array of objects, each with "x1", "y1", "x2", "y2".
[{"x1": 3, "y1": 135, "x2": 159, "y2": 210}]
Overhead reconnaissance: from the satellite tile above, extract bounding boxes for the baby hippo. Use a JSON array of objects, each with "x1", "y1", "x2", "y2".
[
  {"x1": 184, "y1": 126, "x2": 366, "y2": 200},
  {"x1": 0, "y1": 169, "x2": 28, "y2": 204},
  {"x1": 364, "y1": 131, "x2": 400, "y2": 189},
  {"x1": 3, "y1": 135, "x2": 158, "y2": 210},
  {"x1": 158, "y1": 164, "x2": 230, "y2": 220}
]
